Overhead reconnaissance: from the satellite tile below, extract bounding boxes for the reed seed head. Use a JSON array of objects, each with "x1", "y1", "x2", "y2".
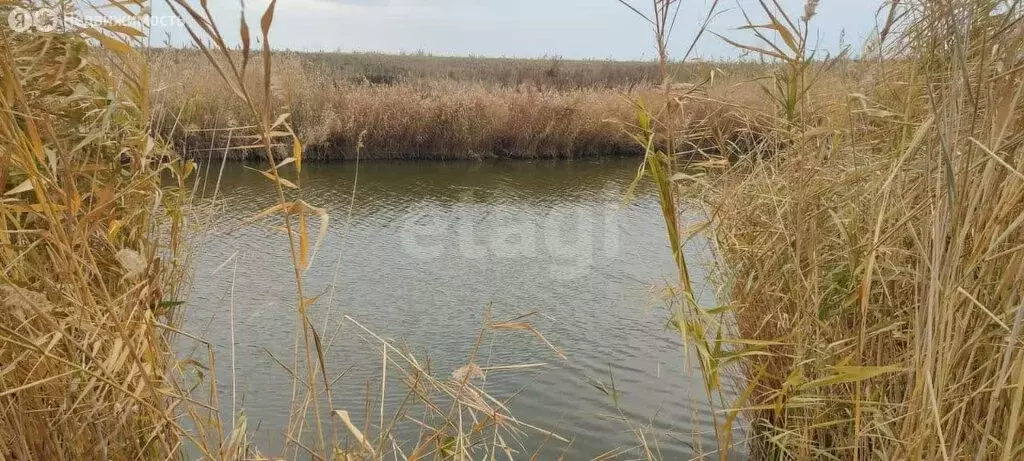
[{"x1": 802, "y1": 0, "x2": 820, "y2": 22}]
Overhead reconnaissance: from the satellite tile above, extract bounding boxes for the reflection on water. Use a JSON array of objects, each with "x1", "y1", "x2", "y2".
[{"x1": 183, "y1": 158, "x2": 739, "y2": 459}]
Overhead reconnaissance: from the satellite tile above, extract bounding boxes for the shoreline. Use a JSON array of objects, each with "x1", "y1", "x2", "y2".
[{"x1": 183, "y1": 152, "x2": 650, "y2": 164}]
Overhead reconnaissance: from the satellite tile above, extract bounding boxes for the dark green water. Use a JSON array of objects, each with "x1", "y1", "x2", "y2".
[{"x1": 184, "y1": 158, "x2": 739, "y2": 459}]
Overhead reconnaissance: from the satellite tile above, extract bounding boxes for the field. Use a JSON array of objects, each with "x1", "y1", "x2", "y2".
[{"x1": 3, "y1": 0, "x2": 1024, "y2": 460}]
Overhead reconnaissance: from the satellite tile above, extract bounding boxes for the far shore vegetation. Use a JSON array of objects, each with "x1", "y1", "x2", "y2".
[{"x1": 152, "y1": 49, "x2": 792, "y2": 160}]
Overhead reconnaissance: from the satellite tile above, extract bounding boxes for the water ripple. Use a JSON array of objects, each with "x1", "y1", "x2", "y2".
[{"x1": 183, "y1": 159, "x2": 739, "y2": 459}]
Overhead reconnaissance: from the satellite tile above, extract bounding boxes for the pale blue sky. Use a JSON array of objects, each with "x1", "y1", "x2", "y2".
[{"x1": 152, "y1": 0, "x2": 884, "y2": 60}]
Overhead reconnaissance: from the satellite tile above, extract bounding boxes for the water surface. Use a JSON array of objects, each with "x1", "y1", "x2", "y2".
[{"x1": 184, "y1": 159, "x2": 736, "y2": 459}]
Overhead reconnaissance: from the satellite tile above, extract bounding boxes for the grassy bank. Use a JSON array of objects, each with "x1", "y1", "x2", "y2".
[{"x1": 151, "y1": 49, "x2": 772, "y2": 160}]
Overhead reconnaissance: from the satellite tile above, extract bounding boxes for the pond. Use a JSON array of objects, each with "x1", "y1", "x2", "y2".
[{"x1": 182, "y1": 158, "x2": 739, "y2": 459}]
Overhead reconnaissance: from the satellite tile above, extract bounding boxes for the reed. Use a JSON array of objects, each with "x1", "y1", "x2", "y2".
[
  {"x1": 150, "y1": 49, "x2": 773, "y2": 160},
  {"x1": 153, "y1": 48, "x2": 777, "y2": 91},
  {"x1": 635, "y1": 0, "x2": 1024, "y2": 459},
  {"x1": 0, "y1": 1, "x2": 194, "y2": 458}
]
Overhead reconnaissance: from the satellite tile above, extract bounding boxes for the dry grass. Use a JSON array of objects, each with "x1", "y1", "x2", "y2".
[
  {"x1": 151, "y1": 49, "x2": 774, "y2": 160},
  {"x1": 635, "y1": 0, "x2": 1024, "y2": 459},
  {"x1": 155, "y1": 48, "x2": 770, "y2": 90},
  {"x1": 0, "y1": 1, "x2": 193, "y2": 458}
]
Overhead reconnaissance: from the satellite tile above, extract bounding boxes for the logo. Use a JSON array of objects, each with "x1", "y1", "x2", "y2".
[
  {"x1": 7, "y1": 7, "x2": 183, "y2": 34},
  {"x1": 7, "y1": 7, "x2": 32, "y2": 33},
  {"x1": 7, "y1": 7, "x2": 59, "y2": 33},
  {"x1": 32, "y1": 7, "x2": 57, "y2": 33}
]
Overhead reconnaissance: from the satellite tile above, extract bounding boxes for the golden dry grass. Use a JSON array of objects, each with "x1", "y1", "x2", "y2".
[
  {"x1": 635, "y1": 0, "x2": 1024, "y2": 459},
  {"x1": 150, "y1": 49, "x2": 773, "y2": 160},
  {"x1": 0, "y1": 2, "x2": 194, "y2": 458}
]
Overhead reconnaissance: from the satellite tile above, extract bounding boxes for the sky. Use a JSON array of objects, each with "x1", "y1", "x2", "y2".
[{"x1": 150, "y1": 0, "x2": 884, "y2": 60}]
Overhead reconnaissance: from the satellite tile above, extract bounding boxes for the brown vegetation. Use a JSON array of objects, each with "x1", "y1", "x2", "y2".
[
  {"x1": 638, "y1": 0, "x2": 1024, "y2": 459},
  {"x1": 151, "y1": 49, "x2": 772, "y2": 160},
  {"x1": 0, "y1": 5, "x2": 192, "y2": 458}
]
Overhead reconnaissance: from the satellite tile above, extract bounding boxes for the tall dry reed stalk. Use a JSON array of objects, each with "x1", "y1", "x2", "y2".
[
  {"x1": 0, "y1": 1, "x2": 195, "y2": 458},
  {"x1": 635, "y1": 0, "x2": 1024, "y2": 459}
]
